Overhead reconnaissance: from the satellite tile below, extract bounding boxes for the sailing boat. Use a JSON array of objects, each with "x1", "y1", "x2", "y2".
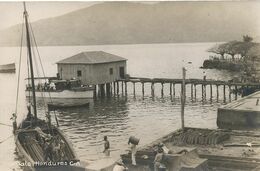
[{"x1": 12, "y1": 3, "x2": 82, "y2": 170}]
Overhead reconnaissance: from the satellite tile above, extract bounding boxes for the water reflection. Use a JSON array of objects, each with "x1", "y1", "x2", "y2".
[{"x1": 52, "y1": 97, "x2": 130, "y2": 160}]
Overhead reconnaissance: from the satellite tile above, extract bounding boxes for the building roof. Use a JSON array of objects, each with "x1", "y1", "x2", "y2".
[{"x1": 56, "y1": 51, "x2": 127, "y2": 64}]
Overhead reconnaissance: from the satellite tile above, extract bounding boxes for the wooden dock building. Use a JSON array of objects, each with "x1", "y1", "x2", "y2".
[
  {"x1": 217, "y1": 91, "x2": 260, "y2": 129},
  {"x1": 56, "y1": 51, "x2": 127, "y2": 97}
]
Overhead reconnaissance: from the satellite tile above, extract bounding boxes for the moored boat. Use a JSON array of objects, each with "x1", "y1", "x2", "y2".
[
  {"x1": 47, "y1": 101, "x2": 89, "y2": 110},
  {"x1": 0, "y1": 62, "x2": 15, "y2": 73},
  {"x1": 26, "y1": 77, "x2": 94, "y2": 99},
  {"x1": 11, "y1": 3, "x2": 86, "y2": 171}
]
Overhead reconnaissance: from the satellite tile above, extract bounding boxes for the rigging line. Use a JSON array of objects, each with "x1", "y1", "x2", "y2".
[
  {"x1": 24, "y1": 3, "x2": 37, "y2": 118},
  {"x1": 28, "y1": 23, "x2": 59, "y2": 131},
  {"x1": 15, "y1": 16, "x2": 25, "y2": 115},
  {"x1": 0, "y1": 134, "x2": 14, "y2": 144},
  {"x1": 29, "y1": 34, "x2": 49, "y2": 117},
  {"x1": 31, "y1": 45, "x2": 53, "y2": 135},
  {"x1": 27, "y1": 46, "x2": 31, "y2": 105},
  {"x1": 28, "y1": 22, "x2": 54, "y2": 103},
  {"x1": 30, "y1": 33, "x2": 53, "y2": 135},
  {"x1": 28, "y1": 21, "x2": 48, "y2": 106},
  {"x1": 0, "y1": 123, "x2": 12, "y2": 127},
  {"x1": 31, "y1": 37, "x2": 47, "y2": 109},
  {"x1": 28, "y1": 21, "x2": 59, "y2": 127}
]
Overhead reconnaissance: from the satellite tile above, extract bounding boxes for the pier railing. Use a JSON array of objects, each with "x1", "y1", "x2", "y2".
[{"x1": 93, "y1": 77, "x2": 260, "y2": 103}]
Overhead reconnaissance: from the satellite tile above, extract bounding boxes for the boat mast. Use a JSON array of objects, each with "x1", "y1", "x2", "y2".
[{"x1": 23, "y1": 2, "x2": 37, "y2": 119}]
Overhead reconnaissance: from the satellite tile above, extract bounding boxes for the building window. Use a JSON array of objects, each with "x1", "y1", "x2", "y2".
[
  {"x1": 109, "y1": 68, "x2": 113, "y2": 75},
  {"x1": 77, "y1": 70, "x2": 82, "y2": 77}
]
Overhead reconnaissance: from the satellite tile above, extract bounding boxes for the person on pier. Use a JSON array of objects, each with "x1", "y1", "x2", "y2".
[
  {"x1": 103, "y1": 136, "x2": 110, "y2": 157},
  {"x1": 203, "y1": 71, "x2": 207, "y2": 81}
]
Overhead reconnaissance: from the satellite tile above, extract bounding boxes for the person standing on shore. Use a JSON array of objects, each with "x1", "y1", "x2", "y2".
[
  {"x1": 103, "y1": 136, "x2": 110, "y2": 157},
  {"x1": 128, "y1": 137, "x2": 138, "y2": 166}
]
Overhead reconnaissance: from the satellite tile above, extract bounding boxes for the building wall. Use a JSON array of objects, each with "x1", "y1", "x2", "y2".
[
  {"x1": 255, "y1": 59, "x2": 260, "y2": 80},
  {"x1": 57, "y1": 61, "x2": 126, "y2": 85}
]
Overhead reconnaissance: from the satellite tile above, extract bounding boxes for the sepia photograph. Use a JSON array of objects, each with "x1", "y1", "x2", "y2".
[{"x1": 0, "y1": 0, "x2": 260, "y2": 171}]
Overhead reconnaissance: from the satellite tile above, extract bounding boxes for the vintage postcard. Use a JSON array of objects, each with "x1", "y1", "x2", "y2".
[{"x1": 0, "y1": 1, "x2": 260, "y2": 171}]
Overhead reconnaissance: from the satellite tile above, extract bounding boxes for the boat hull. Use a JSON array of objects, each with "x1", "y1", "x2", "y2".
[
  {"x1": 26, "y1": 90, "x2": 94, "y2": 99},
  {"x1": 47, "y1": 102, "x2": 89, "y2": 111},
  {"x1": 0, "y1": 63, "x2": 15, "y2": 73},
  {"x1": 0, "y1": 68, "x2": 15, "y2": 73},
  {"x1": 14, "y1": 119, "x2": 86, "y2": 171}
]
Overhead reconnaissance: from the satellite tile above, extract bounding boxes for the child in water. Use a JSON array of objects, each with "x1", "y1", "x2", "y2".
[{"x1": 103, "y1": 136, "x2": 110, "y2": 157}]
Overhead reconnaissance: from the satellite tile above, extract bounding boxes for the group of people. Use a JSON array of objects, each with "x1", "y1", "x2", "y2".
[
  {"x1": 102, "y1": 136, "x2": 138, "y2": 171},
  {"x1": 34, "y1": 127, "x2": 66, "y2": 162},
  {"x1": 103, "y1": 135, "x2": 174, "y2": 171},
  {"x1": 26, "y1": 81, "x2": 56, "y2": 91}
]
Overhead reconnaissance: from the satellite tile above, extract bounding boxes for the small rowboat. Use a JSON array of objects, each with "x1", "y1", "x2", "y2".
[{"x1": 48, "y1": 101, "x2": 89, "y2": 110}]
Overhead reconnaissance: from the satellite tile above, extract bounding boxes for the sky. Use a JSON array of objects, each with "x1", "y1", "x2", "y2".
[{"x1": 0, "y1": 1, "x2": 98, "y2": 30}]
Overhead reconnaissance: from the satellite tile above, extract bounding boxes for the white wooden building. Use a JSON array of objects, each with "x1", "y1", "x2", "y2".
[{"x1": 56, "y1": 51, "x2": 127, "y2": 85}]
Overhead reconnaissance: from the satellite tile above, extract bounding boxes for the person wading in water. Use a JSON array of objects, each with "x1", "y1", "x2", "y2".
[{"x1": 103, "y1": 136, "x2": 110, "y2": 157}]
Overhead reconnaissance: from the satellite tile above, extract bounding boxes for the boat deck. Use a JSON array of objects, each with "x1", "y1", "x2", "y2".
[{"x1": 121, "y1": 127, "x2": 260, "y2": 171}]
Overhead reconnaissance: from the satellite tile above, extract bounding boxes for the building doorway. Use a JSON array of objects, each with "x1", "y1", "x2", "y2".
[{"x1": 119, "y1": 67, "x2": 125, "y2": 78}]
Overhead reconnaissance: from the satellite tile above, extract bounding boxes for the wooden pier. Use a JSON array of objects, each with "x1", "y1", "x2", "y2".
[{"x1": 94, "y1": 76, "x2": 260, "y2": 103}]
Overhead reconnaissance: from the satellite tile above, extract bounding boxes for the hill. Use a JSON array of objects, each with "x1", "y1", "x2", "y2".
[{"x1": 0, "y1": 1, "x2": 259, "y2": 46}]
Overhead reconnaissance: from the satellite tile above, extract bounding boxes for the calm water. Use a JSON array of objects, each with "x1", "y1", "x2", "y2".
[{"x1": 0, "y1": 43, "x2": 240, "y2": 170}]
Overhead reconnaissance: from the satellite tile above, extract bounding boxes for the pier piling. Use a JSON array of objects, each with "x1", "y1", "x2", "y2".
[
  {"x1": 202, "y1": 84, "x2": 206, "y2": 102},
  {"x1": 142, "y1": 82, "x2": 144, "y2": 97},
  {"x1": 151, "y1": 82, "x2": 155, "y2": 98},
  {"x1": 173, "y1": 84, "x2": 175, "y2": 97},
  {"x1": 121, "y1": 81, "x2": 124, "y2": 95},
  {"x1": 110, "y1": 83, "x2": 112, "y2": 96},
  {"x1": 210, "y1": 84, "x2": 213, "y2": 102},
  {"x1": 125, "y1": 81, "x2": 127, "y2": 96},
  {"x1": 161, "y1": 83, "x2": 164, "y2": 98},
  {"x1": 116, "y1": 81, "x2": 119, "y2": 95},
  {"x1": 191, "y1": 84, "x2": 193, "y2": 101},
  {"x1": 133, "y1": 82, "x2": 136, "y2": 97},
  {"x1": 223, "y1": 85, "x2": 226, "y2": 103},
  {"x1": 113, "y1": 76, "x2": 258, "y2": 102},
  {"x1": 216, "y1": 85, "x2": 219, "y2": 102},
  {"x1": 93, "y1": 85, "x2": 97, "y2": 98},
  {"x1": 100, "y1": 84, "x2": 105, "y2": 97},
  {"x1": 113, "y1": 82, "x2": 116, "y2": 96},
  {"x1": 170, "y1": 83, "x2": 172, "y2": 96},
  {"x1": 228, "y1": 85, "x2": 231, "y2": 102},
  {"x1": 194, "y1": 84, "x2": 197, "y2": 100},
  {"x1": 105, "y1": 83, "x2": 110, "y2": 97}
]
